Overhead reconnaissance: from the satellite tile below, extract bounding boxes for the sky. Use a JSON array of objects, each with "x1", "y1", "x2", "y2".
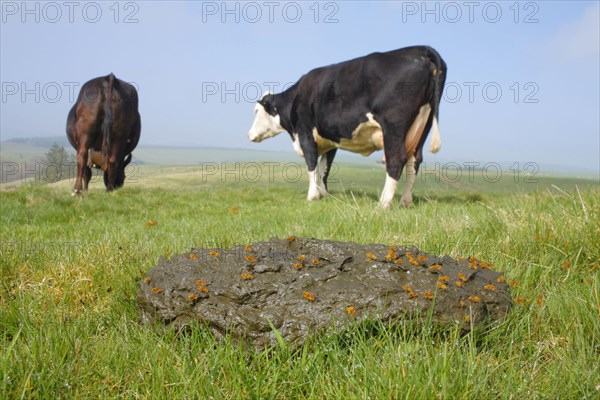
[{"x1": 1, "y1": 0, "x2": 599, "y2": 173}]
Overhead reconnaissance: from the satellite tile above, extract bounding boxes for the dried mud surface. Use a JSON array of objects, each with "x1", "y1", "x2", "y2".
[{"x1": 138, "y1": 237, "x2": 513, "y2": 347}]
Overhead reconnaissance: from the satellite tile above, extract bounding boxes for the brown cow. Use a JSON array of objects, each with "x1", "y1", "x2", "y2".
[{"x1": 66, "y1": 73, "x2": 141, "y2": 195}]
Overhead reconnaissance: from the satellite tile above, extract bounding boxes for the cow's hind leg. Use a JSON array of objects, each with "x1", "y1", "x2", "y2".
[
  {"x1": 378, "y1": 118, "x2": 412, "y2": 209},
  {"x1": 399, "y1": 155, "x2": 416, "y2": 207},
  {"x1": 72, "y1": 116, "x2": 97, "y2": 195},
  {"x1": 401, "y1": 146, "x2": 426, "y2": 207},
  {"x1": 380, "y1": 174, "x2": 398, "y2": 209},
  {"x1": 379, "y1": 152, "x2": 406, "y2": 209}
]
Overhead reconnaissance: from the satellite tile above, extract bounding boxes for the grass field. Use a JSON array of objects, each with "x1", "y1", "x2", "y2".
[{"x1": 1, "y1": 162, "x2": 599, "y2": 399}]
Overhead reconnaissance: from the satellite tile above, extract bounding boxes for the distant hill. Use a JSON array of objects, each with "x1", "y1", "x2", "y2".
[
  {"x1": 1, "y1": 136, "x2": 598, "y2": 180},
  {"x1": 0, "y1": 136, "x2": 365, "y2": 165},
  {"x1": 3, "y1": 136, "x2": 72, "y2": 148}
]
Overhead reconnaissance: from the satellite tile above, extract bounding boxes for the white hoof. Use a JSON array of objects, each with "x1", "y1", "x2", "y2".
[
  {"x1": 379, "y1": 174, "x2": 398, "y2": 210},
  {"x1": 379, "y1": 199, "x2": 392, "y2": 209},
  {"x1": 307, "y1": 191, "x2": 322, "y2": 201},
  {"x1": 306, "y1": 169, "x2": 328, "y2": 201}
]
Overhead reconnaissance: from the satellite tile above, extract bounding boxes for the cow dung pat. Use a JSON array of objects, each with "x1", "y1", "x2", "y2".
[{"x1": 137, "y1": 238, "x2": 513, "y2": 348}]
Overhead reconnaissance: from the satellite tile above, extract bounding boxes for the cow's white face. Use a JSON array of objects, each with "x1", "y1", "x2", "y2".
[{"x1": 248, "y1": 94, "x2": 284, "y2": 142}]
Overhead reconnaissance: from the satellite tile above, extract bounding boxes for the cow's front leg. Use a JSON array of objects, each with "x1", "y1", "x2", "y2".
[
  {"x1": 82, "y1": 165, "x2": 92, "y2": 191},
  {"x1": 307, "y1": 168, "x2": 329, "y2": 201},
  {"x1": 320, "y1": 149, "x2": 337, "y2": 193},
  {"x1": 307, "y1": 157, "x2": 329, "y2": 201},
  {"x1": 310, "y1": 154, "x2": 331, "y2": 199},
  {"x1": 104, "y1": 150, "x2": 122, "y2": 191},
  {"x1": 298, "y1": 132, "x2": 326, "y2": 201}
]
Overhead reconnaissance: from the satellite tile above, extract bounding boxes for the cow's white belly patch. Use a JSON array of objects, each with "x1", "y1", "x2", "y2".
[{"x1": 313, "y1": 113, "x2": 384, "y2": 156}]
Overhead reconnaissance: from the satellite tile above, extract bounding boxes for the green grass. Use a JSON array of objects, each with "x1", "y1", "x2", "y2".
[{"x1": 1, "y1": 163, "x2": 599, "y2": 399}]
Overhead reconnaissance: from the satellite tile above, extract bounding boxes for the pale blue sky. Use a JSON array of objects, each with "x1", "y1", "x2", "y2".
[{"x1": 1, "y1": 1, "x2": 599, "y2": 172}]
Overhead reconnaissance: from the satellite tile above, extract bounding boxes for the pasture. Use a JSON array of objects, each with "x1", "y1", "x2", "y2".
[{"x1": 1, "y1": 161, "x2": 598, "y2": 399}]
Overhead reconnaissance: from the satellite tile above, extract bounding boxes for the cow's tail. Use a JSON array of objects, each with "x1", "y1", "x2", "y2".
[
  {"x1": 101, "y1": 73, "x2": 115, "y2": 167},
  {"x1": 427, "y1": 47, "x2": 446, "y2": 153}
]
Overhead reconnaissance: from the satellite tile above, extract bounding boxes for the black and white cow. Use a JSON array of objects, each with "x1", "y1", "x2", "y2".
[{"x1": 248, "y1": 45, "x2": 446, "y2": 208}]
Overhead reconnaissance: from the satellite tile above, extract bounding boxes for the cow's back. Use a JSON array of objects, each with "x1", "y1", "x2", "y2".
[
  {"x1": 294, "y1": 46, "x2": 441, "y2": 141},
  {"x1": 68, "y1": 75, "x2": 140, "y2": 152},
  {"x1": 307, "y1": 46, "x2": 439, "y2": 105}
]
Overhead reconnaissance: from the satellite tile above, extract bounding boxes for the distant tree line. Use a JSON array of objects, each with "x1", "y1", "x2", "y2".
[{"x1": 38, "y1": 143, "x2": 77, "y2": 183}]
